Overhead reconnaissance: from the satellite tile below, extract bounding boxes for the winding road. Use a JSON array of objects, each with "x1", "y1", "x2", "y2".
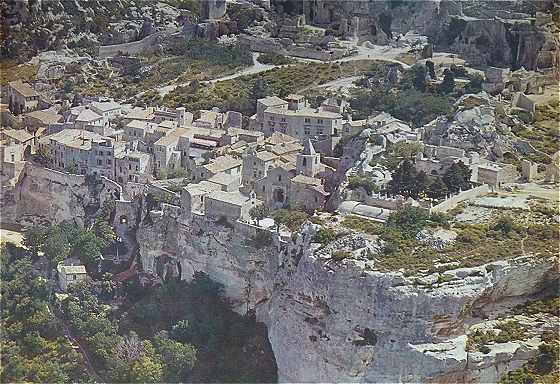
[{"x1": 144, "y1": 41, "x2": 413, "y2": 99}]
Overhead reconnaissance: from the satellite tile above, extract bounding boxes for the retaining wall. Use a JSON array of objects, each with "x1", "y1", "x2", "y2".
[{"x1": 431, "y1": 184, "x2": 490, "y2": 213}]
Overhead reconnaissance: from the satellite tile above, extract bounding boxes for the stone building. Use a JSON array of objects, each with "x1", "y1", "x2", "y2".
[
  {"x1": 115, "y1": 150, "x2": 152, "y2": 184},
  {"x1": 257, "y1": 95, "x2": 343, "y2": 140},
  {"x1": 193, "y1": 155, "x2": 242, "y2": 182},
  {"x1": 7, "y1": 80, "x2": 41, "y2": 115},
  {"x1": 40, "y1": 129, "x2": 125, "y2": 178},
  {"x1": 57, "y1": 259, "x2": 87, "y2": 291},
  {"x1": 255, "y1": 140, "x2": 330, "y2": 212}
]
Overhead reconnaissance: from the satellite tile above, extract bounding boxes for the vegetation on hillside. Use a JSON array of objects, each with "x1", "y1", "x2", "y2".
[
  {"x1": 0, "y1": 244, "x2": 90, "y2": 383},
  {"x1": 341, "y1": 206, "x2": 559, "y2": 272},
  {"x1": 163, "y1": 60, "x2": 376, "y2": 115}
]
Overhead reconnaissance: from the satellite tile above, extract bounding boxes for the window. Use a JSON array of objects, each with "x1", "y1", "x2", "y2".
[
  {"x1": 281, "y1": 117, "x2": 286, "y2": 122},
  {"x1": 317, "y1": 119, "x2": 323, "y2": 124},
  {"x1": 304, "y1": 118, "x2": 311, "y2": 123},
  {"x1": 97, "y1": 159, "x2": 102, "y2": 165},
  {"x1": 304, "y1": 126, "x2": 311, "y2": 135},
  {"x1": 317, "y1": 127, "x2": 324, "y2": 135},
  {"x1": 128, "y1": 164, "x2": 131, "y2": 170},
  {"x1": 136, "y1": 165, "x2": 139, "y2": 171},
  {"x1": 302, "y1": 158, "x2": 307, "y2": 166},
  {"x1": 107, "y1": 159, "x2": 111, "y2": 164},
  {"x1": 278, "y1": 175, "x2": 281, "y2": 182}
]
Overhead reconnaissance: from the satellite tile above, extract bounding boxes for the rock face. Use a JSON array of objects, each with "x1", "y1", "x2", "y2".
[
  {"x1": 257, "y1": 227, "x2": 558, "y2": 382},
  {"x1": 4, "y1": 166, "x2": 556, "y2": 382},
  {"x1": 137, "y1": 205, "x2": 279, "y2": 312},
  {"x1": 137, "y1": 207, "x2": 558, "y2": 382}
]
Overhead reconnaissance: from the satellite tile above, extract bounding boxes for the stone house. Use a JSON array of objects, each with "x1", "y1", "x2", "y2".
[
  {"x1": 193, "y1": 155, "x2": 242, "y2": 182},
  {"x1": 0, "y1": 129, "x2": 34, "y2": 158},
  {"x1": 0, "y1": 129, "x2": 32, "y2": 183},
  {"x1": 241, "y1": 148, "x2": 278, "y2": 191},
  {"x1": 22, "y1": 109, "x2": 63, "y2": 133},
  {"x1": 7, "y1": 80, "x2": 40, "y2": 115},
  {"x1": 261, "y1": 103, "x2": 343, "y2": 140},
  {"x1": 181, "y1": 181, "x2": 221, "y2": 216},
  {"x1": 74, "y1": 107, "x2": 107, "y2": 135},
  {"x1": 90, "y1": 100, "x2": 122, "y2": 121},
  {"x1": 204, "y1": 190, "x2": 260, "y2": 224},
  {"x1": 57, "y1": 259, "x2": 87, "y2": 291},
  {"x1": 115, "y1": 150, "x2": 152, "y2": 184},
  {"x1": 474, "y1": 162, "x2": 518, "y2": 189},
  {"x1": 41, "y1": 129, "x2": 125, "y2": 178},
  {"x1": 153, "y1": 127, "x2": 192, "y2": 176},
  {"x1": 255, "y1": 140, "x2": 329, "y2": 212}
]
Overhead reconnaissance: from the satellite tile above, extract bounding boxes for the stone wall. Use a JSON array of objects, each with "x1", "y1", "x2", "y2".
[
  {"x1": 431, "y1": 184, "x2": 490, "y2": 213},
  {"x1": 97, "y1": 29, "x2": 176, "y2": 58}
]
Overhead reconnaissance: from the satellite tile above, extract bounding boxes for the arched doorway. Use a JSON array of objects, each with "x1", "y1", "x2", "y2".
[{"x1": 273, "y1": 188, "x2": 285, "y2": 203}]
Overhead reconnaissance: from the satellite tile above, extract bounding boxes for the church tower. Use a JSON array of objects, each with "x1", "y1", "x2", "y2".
[{"x1": 297, "y1": 139, "x2": 320, "y2": 177}]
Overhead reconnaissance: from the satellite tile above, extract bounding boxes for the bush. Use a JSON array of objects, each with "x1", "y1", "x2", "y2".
[
  {"x1": 313, "y1": 227, "x2": 336, "y2": 245},
  {"x1": 347, "y1": 176, "x2": 378, "y2": 194},
  {"x1": 331, "y1": 250, "x2": 352, "y2": 261},
  {"x1": 494, "y1": 216, "x2": 514, "y2": 235},
  {"x1": 273, "y1": 210, "x2": 309, "y2": 232}
]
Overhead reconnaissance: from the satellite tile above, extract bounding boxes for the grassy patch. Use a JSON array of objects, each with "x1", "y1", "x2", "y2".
[
  {"x1": 467, "y1": 321, "x2": 528, "y2": 353},
  {"x1": 0, "y1": 60, "x2": 38, "y2": 85}
]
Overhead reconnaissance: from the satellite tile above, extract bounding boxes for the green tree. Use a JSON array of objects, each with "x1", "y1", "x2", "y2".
[
  {"x1": 93, "y1": 220, "x2": 116, "y2": 248},
  {"x1": 425, "y1": 60, "x2": 436, "y2": 80},
  {"x1": 249, "y1": 204, "x2": 270, "y2": 224},
  {"x1": 427, "y1": 177, "x2": 448, "y2": 200},
  {"x1": 439, "y1": 69, "x2": 456, "y2": 94},
  {"x1": 154, "y1": 330, "x2": 197, "y2": 381},
  {"x1": 443, "y1": 161, "x2": 472, "y2": 193},
  {"x1": 74, "y1": 231, "x2": 103, "y2": 265},
  {"x1": 412, "y1": 64, "x2": 427, "y2": 91},
  {"x1": 42, "y1": 227, "x2": 71, "y2": 264},
  {"x1": 130, "y1": 355, "x2": 164, "y2": 383},
  {"x1": 23, "y1": 226, "x2": 46, "y2": 257}
]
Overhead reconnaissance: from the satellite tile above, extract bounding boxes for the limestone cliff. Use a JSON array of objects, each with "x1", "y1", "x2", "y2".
[
  {"x1": 137, "y1": 204, "x2": 279, "y2": 312},
  {"x1": 256, "y1": 225, "x2": 558, "y2": 382},
  {"x1": 137, "y1": 204, "x2": 558, "y2": 382}
]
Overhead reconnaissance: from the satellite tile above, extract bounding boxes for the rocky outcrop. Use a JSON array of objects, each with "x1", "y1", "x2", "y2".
[
  {"x1": 0, "y1": 163, "x2": 121, "y2": 227},
  {"x1": 136, "y1": 207, "x2": 558, "y2": 382},
  {"x1": 257, "y1": 225, "x2": 558, "y2": 382},
  {"x1": 137, "y1": 205, "x2": 279, "y2": 312}
]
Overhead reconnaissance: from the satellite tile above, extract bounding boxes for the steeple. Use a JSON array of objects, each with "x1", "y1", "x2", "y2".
[{"x1": 303, "y1": 138, "x2": 316, "y2": 156}]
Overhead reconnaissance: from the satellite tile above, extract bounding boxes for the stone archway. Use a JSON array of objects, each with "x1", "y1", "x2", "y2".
[{"x1": 273, "y1": 188, "x2": 285, "y2": 204}]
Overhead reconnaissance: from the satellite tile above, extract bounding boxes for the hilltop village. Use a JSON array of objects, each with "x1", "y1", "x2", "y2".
[{"x1": 1, "y1": 1, "x2": 559, "y2": 383}]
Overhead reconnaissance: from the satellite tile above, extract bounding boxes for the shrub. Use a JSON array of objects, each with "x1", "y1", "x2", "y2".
[
  {"x1": 494, "y1": 216, "x2": 514, "y2": 235},
  {"x1": 347, "y1": 176, "x2": 378, "y2": 194},
  {"x1": 331, "y1": 250, "x2": 352, "y2": 261},
  {"x1": 273, "y1": 209, "x2": 309, "y2": 232},
  {"x1": 313, "y1": 227, "x2": 336, "y2": 245}
]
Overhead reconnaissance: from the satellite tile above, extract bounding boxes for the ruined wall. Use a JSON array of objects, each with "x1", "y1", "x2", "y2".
[{"x1": 97, "y1": 29, "x2": 176, "y2": 58}]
